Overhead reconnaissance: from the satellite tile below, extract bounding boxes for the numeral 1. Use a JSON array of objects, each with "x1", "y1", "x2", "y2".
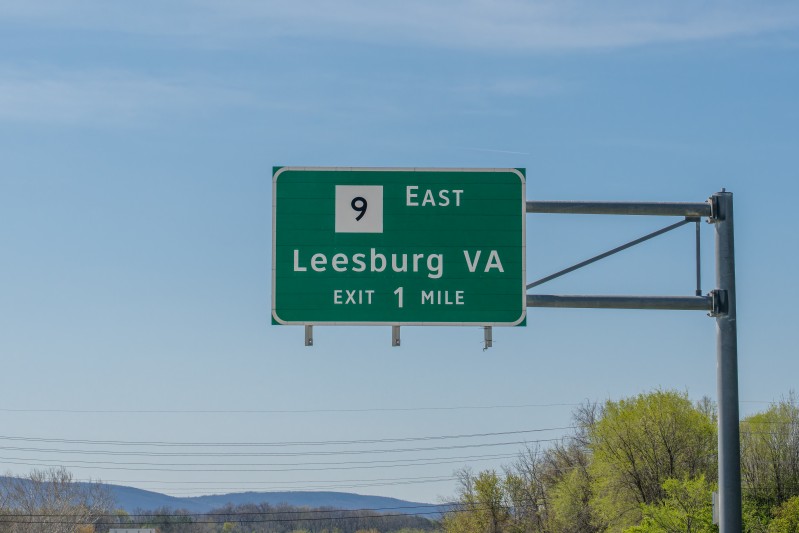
[{"x1": 393, "y1": 287, "x2": 404, "y2": 308}]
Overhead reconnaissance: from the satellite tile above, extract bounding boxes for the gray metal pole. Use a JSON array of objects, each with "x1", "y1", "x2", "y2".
[{"x1": 714, "y1": 191, "x2": 741, "y2": 533}]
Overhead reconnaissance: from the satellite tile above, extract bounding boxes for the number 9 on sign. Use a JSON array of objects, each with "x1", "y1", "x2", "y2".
[
  {"x1": 335, "y1": 185, "x2": 383, "y2": 233},
  {"x1": 351, "y1": 197, "x2": 367, "y2": 221}
]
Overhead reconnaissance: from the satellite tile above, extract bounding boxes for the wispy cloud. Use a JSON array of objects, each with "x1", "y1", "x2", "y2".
[
  {"x1": 0, "y1": 67, "x2": 251, "y2": 126},
  {"x1": 0, "y1": 62, "x2": 561, "y2": 128},
  {"x1": 459, "y1": 147, "x2": 532, "y2": 156},
  {"x1": 1, "y1": 0, "x2": 798, "y2": 50}
]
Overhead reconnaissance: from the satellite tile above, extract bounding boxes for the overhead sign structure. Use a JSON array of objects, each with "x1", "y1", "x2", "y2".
[
  {"x1": 272, "y1": 167, "x2": 526, "y2": 326},
  {"x1": 274, "y1": 172, "x2": 742, "y2": 533}
]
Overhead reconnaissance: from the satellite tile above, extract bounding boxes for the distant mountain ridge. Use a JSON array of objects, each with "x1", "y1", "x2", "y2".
[
  {"x1": 104, "y1": 485, "x2": 439, "y2": 515},
  {"x1": 0, "y1": 478, "x2": 440, "y2": 516}
]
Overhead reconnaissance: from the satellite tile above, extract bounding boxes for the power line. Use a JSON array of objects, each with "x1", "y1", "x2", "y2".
[
  {"x1": 0, "y1": 504, "x2": 451, "y2": 518},
  {"x1": 121, "y1": 475, "x2": 456, "y2": 490},
  {"x1": 0, "y1": 513, "x2": 443, "y2": 526},
  {"x1": 0, "y1": 438, "x2": 561, "y2": 458},
  {"x1": 0, "y1": 503, "x2": 467, "y2": 527},
  {"x1": 0, "y1": 426, "x2": 573, "y2": 448},
  {"x1": 0, "y1": 502, "x2": 468, "y2": 521},
  {"x1": 0, "y1": 451, "x2": 521, "y2": 468},
  {"x1": 0, "y1": 402, "x2": 580, "y2": 415},
  {"x1": 0, "y1": 451, "x2": 537, "y2": 472},
  {"x1": 67, "y1": 474, "x2": 456, "y2": 493},
  {"x1": 94, "y1": 477, "x2": 450, "y2": 485},
  {"x1": 152, "y1": 478, "x2": 457, "y2": 494},
  {"x1": 0, "y1": 399, "x2": 787, "y2": 416}
]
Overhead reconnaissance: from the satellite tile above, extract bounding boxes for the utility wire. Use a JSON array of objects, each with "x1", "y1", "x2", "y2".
[
  {"x1": 0, "y1": 513, "x2": 443, "y2": 526},
  {"x1": 0, "y1": 399, "x2": 784, "y2": 416},
  {"x1": 0, "y1": 451, "x2": 542, "y2": 472},
  {"x1": 0, "y1": 426, "x2": 573, "y2": 448},
  {"x1": 135, "y1": 475, "x2": 456, "y2": 489},
  {"x1": 152, "y1": 478, "x2": 457, "y2": 494},
  {"x1": 0, "y1": 402, "x2": 580, "y2": 415},
  {"x1": 0, "y1": 505, "x2": 451, "y2": 518},
  {"x1": 0, "y1": 438, "x2": 561, "y2": 458},
  {"x1": 92, "y1": 476, "x2": 453, "y2": 485},
  {"x1": 0, "y1": 451, "x2": 521, "y2": 468}
]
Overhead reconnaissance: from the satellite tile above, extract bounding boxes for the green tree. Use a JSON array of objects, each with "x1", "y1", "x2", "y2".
[
  {"x1": 767, "y1": 496, "x2": 799, "y2": 533},
  {"x1": 624, "y1": 476, "x2": 716, "y2": 533},
  {"x1": 588, "y1": 390, "x2": 717, "y2": 531},
  {"x1": 549, "y1": 466, "x2": 598, "y2": 533},
  {"x1": 443, "y1": 468, "x2": 479, "y2": 533},
  {"x1": 742, "y1": 498, "x2": 771, "y2": 533},
  {"x1": 545, "y1": 402, "x2": 606, "y2": 533},
  {"x1": 741, "y1": 394, "x2": 799, "y2": 516},
  {"x1": 443, "y1": 469, "x2": 510, "y2": 533},
  {"x1": 503, "y1": 445, "x2": 553, "y2": 533},
  {"x1": 474, "y1": 471, "x2": 510, "y2": 533}
]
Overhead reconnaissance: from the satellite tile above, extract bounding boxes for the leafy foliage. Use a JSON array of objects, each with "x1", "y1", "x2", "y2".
[
  {"x1": 767, "y1": 496, "x2": 799, "y2": 533},
  {"x1": 442, "y1": 390, "x2": 757, "y2": 533},
  {"x1": 443, "y1": 469, "x2": 511, "y2": 533},
  {"x1": 624, "y1": 476, "x2": 716, "y2": 533},
  {"x1": 741, "y1": 393, "x2": 799, "y2": 517},
  {"x1": 7, "y1": 390, "x2": 799, "y2": 533},
  {"x1": 589, "y1": 390, "x2": 716, "y2": 531}
]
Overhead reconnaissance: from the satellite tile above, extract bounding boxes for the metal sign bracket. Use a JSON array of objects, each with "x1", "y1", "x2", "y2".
[{"x1": 304, "y1": 325, "x2": 313, "y2": 347}]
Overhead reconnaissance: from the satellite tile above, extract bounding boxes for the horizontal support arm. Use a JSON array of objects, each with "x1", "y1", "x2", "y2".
[
  {"x1": 527, "y1": 294, "x2": 713, "y2": 311},
  {"x1": 526, "y1": 201, "x2": 712, "y2": 218}
]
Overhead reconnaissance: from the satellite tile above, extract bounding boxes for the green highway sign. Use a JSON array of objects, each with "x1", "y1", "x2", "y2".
[{"x1": 272, "y1": 167, "x2": 526, "y2": 326}]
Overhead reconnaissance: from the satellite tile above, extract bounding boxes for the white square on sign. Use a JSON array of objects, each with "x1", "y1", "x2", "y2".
[{"x1": 335, "y1": 185, "x2": 383, "y2": 233}]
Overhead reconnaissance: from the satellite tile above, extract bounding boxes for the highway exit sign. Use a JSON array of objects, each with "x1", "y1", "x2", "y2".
[{"x1": 272, "y1": 167, "x2": 526, "y2": 326}]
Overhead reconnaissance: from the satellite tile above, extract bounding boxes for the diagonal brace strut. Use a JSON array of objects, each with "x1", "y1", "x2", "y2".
[{"x1": 527, "y1": 218, "x2": 696, "y2": 290}]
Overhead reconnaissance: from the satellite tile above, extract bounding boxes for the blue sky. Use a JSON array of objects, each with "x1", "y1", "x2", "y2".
[{"x1": 1, "y1": 1, "x2": 798, "y2": 504}]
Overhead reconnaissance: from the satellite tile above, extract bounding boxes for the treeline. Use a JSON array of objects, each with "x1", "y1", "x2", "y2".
[
  {"x1": 3, "y1": 390, "x2": 798, "y2": 532},
  {"x1": 442, "y1": 390, "x2": 799, "y2": 533},
  {"x1": 124, "y1": 503, "x2": 440, "y2": 533},
  {"x1": 0, "y1": 469, "x2": 440, "y2": 533}
]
